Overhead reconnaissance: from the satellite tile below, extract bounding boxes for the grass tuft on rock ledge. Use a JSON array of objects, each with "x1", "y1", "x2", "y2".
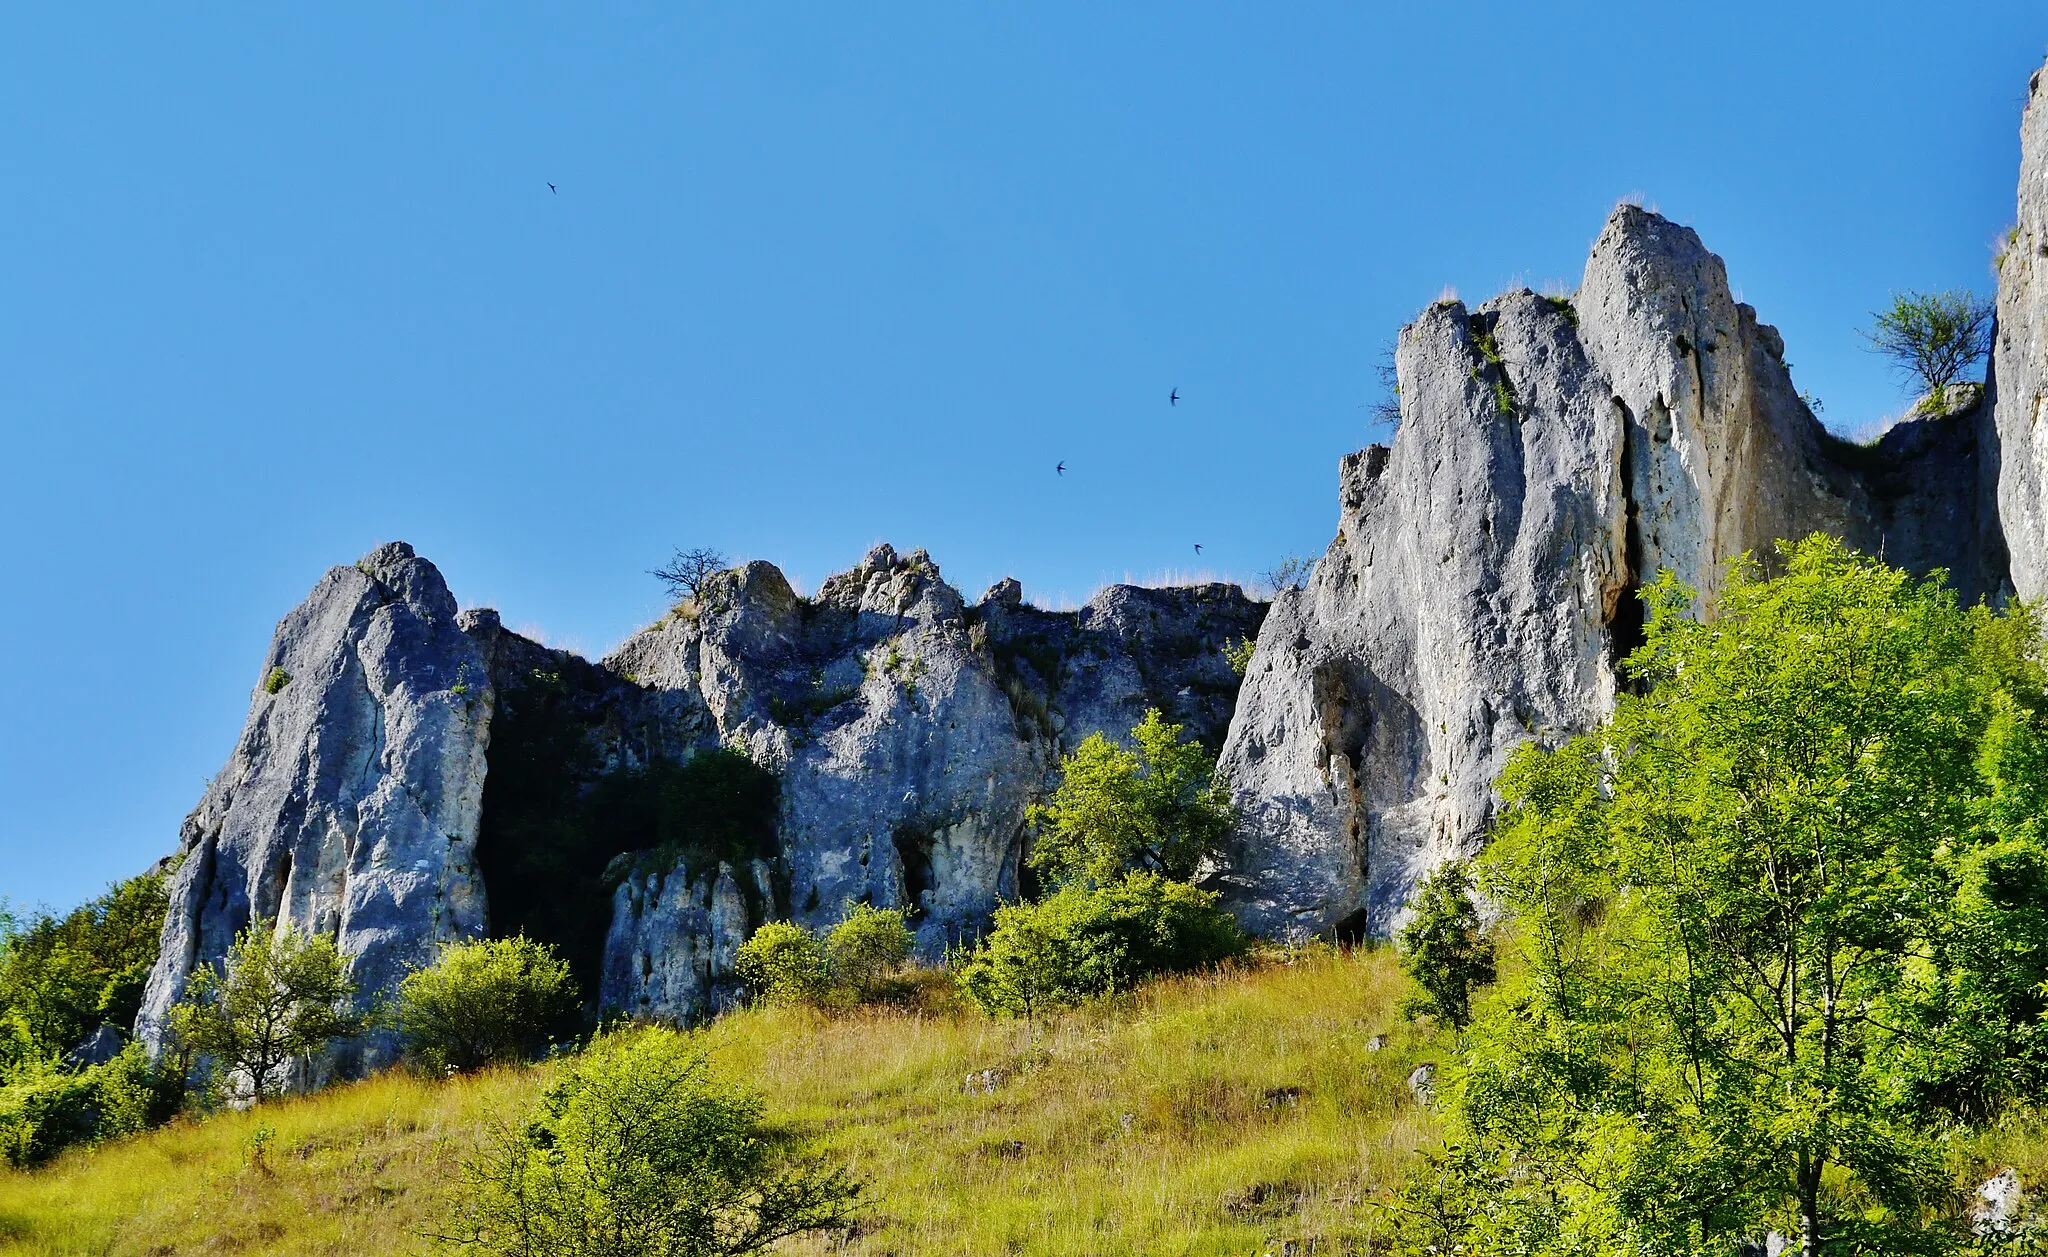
[{"x1": 0, "y1": 947, "x2": 1446, "y2": 1256}]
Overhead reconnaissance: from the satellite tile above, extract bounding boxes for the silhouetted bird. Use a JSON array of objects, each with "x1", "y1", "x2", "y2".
[
  {"x1": 1194, "y1": 543, "x2": 1203, "y2": 554},
  {"x1": 547, "y1": 182, "x2": 557, "y2": 194},
  {"x1": 1170, "y1": 387, "x2": 1180, "y2": 406},
  {"x1": 1056, "y1": 461, "x2": 1066, "y2": 476}
]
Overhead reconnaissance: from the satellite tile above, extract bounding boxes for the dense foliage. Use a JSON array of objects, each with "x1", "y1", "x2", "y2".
[
  {"x1": 394, "y1": 936, "x2": 578, "y2": 1073},
  {"x1": 1026, "y1": 708, "x2": 1234, "y2": 889},
  {"x1": 477, "y1": 670, "x2": 779, "y2": 997},
  {"x1": 1395, "y1": 859, "x2": 1494, "y2": 1031},
  {"x1": 1392, "y1": 536, "x2": 2048, "y2": 1255},
  {"x1": 0, "y1": 868, "x2": 169, "y2": 1071},
  {"x1": 821, "y1": 903, "x2": 914, "y2": 1001},
  {"x1": 170, "y1": 919, "x2": 359, "y2": 1103},
  {"x1": 732, "y1": 922, "x2": 829, "y2": 1007},
  {"x1": 956, "y1": 874, "x2": 1246, "y2": 1018},
  {"x1": 434, "y1": 1026, "x2": 862, "y2": 1256}
]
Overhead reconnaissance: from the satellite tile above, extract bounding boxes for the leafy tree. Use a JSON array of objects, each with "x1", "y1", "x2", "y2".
[
  {"x1": 0, "y1": 1043, "x2": 182, "y2": 1167},
  {"x1": 1027, "y1": 709, "x2": 1234, "y2": 889},
  {"x1": 732, "y1": 922, "x2": 828, "y2": 1007},
  {"x1": 0, "y1": 868, "x2": 170, "y2": 1072},
  {"x1": 954, "y1": 872, "x2": 1246, "y2": 1018},
  {"x1": 1260, "y1": 555, "x2": 1311, "y2": 595},
  {"x1": 652, "y1": 546, "x2": 730, "y2": 603},
  {"x1": 434, "y1": 1026, "x2": 862, "y2": 1256},
  {"x1": 394, "y1": 936, "x2": 578, "y2": 1073},
  {"x1": 169, "y1": 919, "x2": 360, "y2": 1102},
  {"x1": 1447, "y1": 535, "x2": 2034, "y2": 1255},
  {"x1": 1864, "y1": 289, "x2": 1994, "y2": 411},
  {"x1": 1396, "y1": 859, "x2": 1495, "y2": 1030},
  {"x1": 822, "y1": 903, "x2": 914, "y2": 1002}
]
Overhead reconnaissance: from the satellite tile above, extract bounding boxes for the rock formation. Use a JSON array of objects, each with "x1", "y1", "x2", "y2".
[
  {"x1": 1992, "y1": 61, "x2": 2048, "y2": 602},
  {"x1": 136, "y1": 543, "x2": 493, "y2": 1076},
  {"x1": 1215, "y1": 55, "x2": 2045, "y2": 940}
]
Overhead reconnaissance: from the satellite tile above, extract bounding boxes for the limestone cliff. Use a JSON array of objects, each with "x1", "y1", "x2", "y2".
[
  {"x1": 1218, "y1": 187, "x2": 2026, "y2": 939},
  {"x1": 1992, "y1": 61, "x2": 2048, "y2": 602},
  {"x1": 136, "y1": 543, "x2": 493, "y2": 1077}
]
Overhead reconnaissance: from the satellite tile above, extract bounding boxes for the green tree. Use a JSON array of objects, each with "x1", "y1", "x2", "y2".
[
  {"x1": 1396, "y1": 859, "x2": 1495, "y2": 1030},
  {"x1": 169, "y1": 919, "x2": 360, "y2": 1102},
  {"x1": 394, "y1": 936, "x2": 578, "y2": 1073},
  {"x1": 732, "y1": 922, "x2": 828, "y2": 1007},
  {"x1": 1456, "y1": 536, "x2": 2024, "y2": 1255},
  {"x1": 0, "y1": 868, "x2": 171, "y2": 1071},
  {"x1": 1027, "y1": 709, "x2": 1234, "y2": 888},
  {"x1": 1863, "y1": 289, "x2": 1994, "y2": 411},
  {"x1": 435, "y1": 1026, "x2": 861, "y2": 1256},
  {"x1": 954, "y1": 872, "x2": 1246, "y2": 1018},
  {"x1": 822, "y1": 903, "x2": 914, "y2": 1002}
]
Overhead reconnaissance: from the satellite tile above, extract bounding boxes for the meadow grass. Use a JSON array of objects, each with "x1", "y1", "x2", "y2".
[{"x1": 0, "y1": 946, "x2": 1444, "y2": 1256}]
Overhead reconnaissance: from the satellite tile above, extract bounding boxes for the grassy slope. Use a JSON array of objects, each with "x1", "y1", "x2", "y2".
[{"x1": 0, "y1": 948, "x2": 1449, "y2": 1256}]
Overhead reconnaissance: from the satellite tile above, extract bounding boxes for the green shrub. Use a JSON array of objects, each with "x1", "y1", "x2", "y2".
[
  {"x1": 394, "y1": 937, "x2": 578, "y2": 1073},
  {"x1": 0, "y1": 1044, "x2": 181, "y2": 1167},
  {"x1": 435, "y1": 1025, "x2": 862, "y2": 1256},
  {"x1": 263, "y1": 668, "x2": 291, "y2": 695},
  {"x1": 1395, "y1": 859, "x2": 1494, "y2": 1030},
  {"x1": 955, "y1": 873, "x2": 1247, "y2": 1018},
  {"x1": 732, "y1": 922, "x2": 828, "y2": 1006},
  {"x1": 1221, "y1": 636, "x2": 1256, "y2": 677},
  {"x1": 823, "y1": 904, "x2": 914, "y2": 1001}
]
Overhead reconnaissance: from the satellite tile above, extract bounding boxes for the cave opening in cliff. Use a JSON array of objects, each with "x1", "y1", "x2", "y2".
[
  {"x1": 475, "y1": 674, "x2": 779, "y2": 1002},
  {"x1": 893, "y1": 825, "x2": 935, "y2": 920},
  {"x1": 1609, "y1": 399, "x2": 1649, "y2": 683}
]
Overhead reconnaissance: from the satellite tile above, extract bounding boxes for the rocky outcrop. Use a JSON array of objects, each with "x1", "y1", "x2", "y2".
[
  {"x1": 139, "y1": 536, "x2": 1264, "y2": 1039},
  {"x1": 592, "y1": 546, "x2": 1264, "y2": 996},
  {"x1": 1992, "y1": 61, "x2": 2048, "y2": 602},
  {"x1": 136, "y1": 543, "x2": 493, "y2": 1077},
  {"x1": 1219, "y1": 200, "x2": 2016, "y2": 940}
]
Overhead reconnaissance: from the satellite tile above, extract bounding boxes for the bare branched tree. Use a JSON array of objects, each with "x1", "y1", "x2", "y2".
[
  {"x1": 1863, "y1": 290, "x2": 1994, "y2": 411},
  {"x1": 652, "y1": 546, "x2": 730, "y2": 602},
  {"x1": 1367, "y1": 340, "x2": 1402, "y2": 430},
  {"x1": 1260, "y1": 555, "x2": 1311, "y2": 596}
]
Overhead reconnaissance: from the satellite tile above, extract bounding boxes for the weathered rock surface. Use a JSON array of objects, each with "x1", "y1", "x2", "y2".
[
  {"x1": 593, "y1": 545, "x2": 1265, "y2": 1008},
  {"x1": 1993, "y1": 61, "x2": 2048, "y2": 602},
  {"x1": 1220, "y1": 195, "x2": 2020, "y2": 940},
  {"x1": 599, "y1": 857, "x2": 772, "y2": 1021},
  {"x1": 136, "y1": 543, "x2": 493, "y2": 1077}
]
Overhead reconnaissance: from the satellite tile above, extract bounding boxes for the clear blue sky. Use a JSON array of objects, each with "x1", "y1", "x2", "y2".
[{"x1": 4, "y1": 5, "x2": 2043, "y2": 912}]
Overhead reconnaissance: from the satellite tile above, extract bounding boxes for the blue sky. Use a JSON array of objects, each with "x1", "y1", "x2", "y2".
[{"x1": 4, "y1": 4, "x2": 2044, "y2": 911}]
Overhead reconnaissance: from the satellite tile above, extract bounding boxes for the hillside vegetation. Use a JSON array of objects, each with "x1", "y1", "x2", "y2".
[{"x1": 0, "y1": 948, "x2": 1449, "y2": 1256}]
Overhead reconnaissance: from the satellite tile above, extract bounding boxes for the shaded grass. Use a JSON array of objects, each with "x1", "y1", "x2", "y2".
[{"x1": 0, "y1": 948, "x2": 1444, "y2": 1255}]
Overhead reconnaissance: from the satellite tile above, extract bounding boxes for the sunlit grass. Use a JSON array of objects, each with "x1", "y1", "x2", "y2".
[{"x1": 0, "y1": 947, "x2": 1446, "y2": 1255}]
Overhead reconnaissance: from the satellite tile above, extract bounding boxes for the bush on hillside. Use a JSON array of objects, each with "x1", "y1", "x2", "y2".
[
  {"x1": 822, "y1": 903, "x2": 914, "y2": 1001},
  {"x1": 434, "y1": 1025, "x2": 862, "y2": 1256},
  {"x1": 0, "y1": 1043, "x2": 181, "y2": 1168},
  {"x1": 955, "y1": 872, "x2": 1247, "y2": 1018},
  {"x1": 394, "y1": 936, "x2": 578, "y2": 1073},
  {"x1": 1395, "y1": 859, "x2": 1494, "y2": 1030},
  {"x1": 732, "y1": 922, "x2": 828, "y2": 1007},
  {"x1": 169, "y1": 919, "x2": 359, "y2": 1102}
]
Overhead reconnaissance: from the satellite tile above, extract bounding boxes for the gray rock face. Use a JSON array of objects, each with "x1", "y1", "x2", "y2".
[
  {"x1": 462, "y1": 543, "x2": 1265, "y2": 1022},
  {"x1": 1219, "y1": 202, "x2": 2015, "y2": 941},
  {"x1": 136, "y1": 544, "x2": 493, "y2": 1077},
  {"x1": 1993, "y1": 60, "x2": 2048, "y2": 602}
]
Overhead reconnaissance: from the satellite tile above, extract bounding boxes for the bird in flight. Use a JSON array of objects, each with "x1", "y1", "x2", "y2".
[
  {"x1": 1170, "y1": 387, "x2": 1180, "y2": 406},
  {"x1": 1194, "y1": 543, "x2": 1204, "y2": 555},
  {"x1": 1056, "y1": 461, "x2": 1066, "y2": 476},
  {"x1": 547, "y1": 182, "x2": 557, "y2": 194}
]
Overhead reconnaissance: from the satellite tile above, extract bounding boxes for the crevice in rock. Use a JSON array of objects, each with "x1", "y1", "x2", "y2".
[
  {"x1": 1608, "y1": 398, "x2": 1648, "y2": 686},
  {"x1": 893, "y1": 824, "x2": 936, "y2": 920}
]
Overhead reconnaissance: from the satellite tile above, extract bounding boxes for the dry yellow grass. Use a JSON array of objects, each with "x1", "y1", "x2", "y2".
[{"x1": 0, "y1": 946, "x2": 1446, "y2": 1256}]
